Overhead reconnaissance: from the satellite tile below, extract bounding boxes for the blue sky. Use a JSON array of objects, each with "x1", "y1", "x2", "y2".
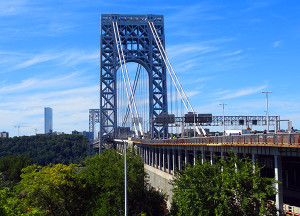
[{"x1": 0, "y1": 0, "x2": 299, "y2": 136}]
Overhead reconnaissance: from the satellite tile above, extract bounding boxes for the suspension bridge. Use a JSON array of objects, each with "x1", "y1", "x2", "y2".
[{"x1": 88, "y1": 14, "x2": 300, "y2": 214}]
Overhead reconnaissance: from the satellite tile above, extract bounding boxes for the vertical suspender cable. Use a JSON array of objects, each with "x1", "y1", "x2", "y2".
[
  {"x1": 148, "y1": 21, "x2": 189, "y2": 112},
  {"x1": 176, "y1": 83, "x2": 178, "y2": 136},
  {"x1": 149, "y1": 21, "x2": 206, "y2": 136},
  {"x1": 122, "y1": 64, "x2": 141, "y2": 127},
  {"x1": 112, "y1": 21, "x2": 139, "y2": 136},
  {"x1": 115, "y1": 22, "x2": 144, "y2": 136},
  {"x1": 150, "y1": 21, "x2": 194, "y2": 113},
  {"x1": 170, "y1": 66, "x2": 173, "y2": 136}
]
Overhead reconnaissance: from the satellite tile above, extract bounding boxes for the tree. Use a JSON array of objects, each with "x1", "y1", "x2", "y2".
[
  {"x1": 16, "y1": 163, "x2": 89, "y2": 216},
  {"x1": 80, "y1": 149, "x2": 166, "y2": 216},
  {"x1": 170, "y1": 153, "x2": 278, "y2": 216},
  {"x1": 0, "y1": 134, "x2": 88, "y2": 166},
  {"x1": 11, "y1": 149, "x2": 165, "y2": 216},
  {"x1": 0, "y1": 155, "x2": 31, "y2": 189},
  {"x1": 0, "y1": 186, "x2": 44, "y2": 216}
]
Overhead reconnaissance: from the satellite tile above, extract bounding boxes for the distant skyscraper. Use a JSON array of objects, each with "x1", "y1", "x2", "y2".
[{"x1": 44, "y1": 107, "x2": 53, "y2": 134}]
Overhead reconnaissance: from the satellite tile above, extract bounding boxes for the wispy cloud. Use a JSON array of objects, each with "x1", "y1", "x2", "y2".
[
  {"x1": 0, "y1": 0, "x2": 29, "y2": 16},
  {"x1": 0, "y1": 49, "x2": 99, "y2": 72},
  {"x1": 186, "y1": 90, "x2": 201, "y2": 97},
  {"x1": 167, "y1": 43, "x2": 218, "y2": 59},
  {"x1": 218, "y1": 85, "x2": 267, "y2": 100},
  {"x1": 223, "y1": 50, "x2": 242, "y2": 56},
  {"x1": 166, "y1": 2, "x2": 225, "y2": 25},
  {"x1": 0, "y1": 83, "x2": 99, "y2": 135},
  {"x1": 243, "y1": 2, "x2": 270, "y2": 12},
  {"x1": 272, "y1": 40, "x2": 282, "y2": 48},
  {"x1": 0, "y1": 73, "x2": 83, "y2": 94},
  {"x1": 13, "y1": 53, "x2": 62, "y2": 70}
]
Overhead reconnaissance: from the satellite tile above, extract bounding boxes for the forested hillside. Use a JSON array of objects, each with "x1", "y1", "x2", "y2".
[{"x1": 0, "y1": 134, "x2": 88, "y2": 165}]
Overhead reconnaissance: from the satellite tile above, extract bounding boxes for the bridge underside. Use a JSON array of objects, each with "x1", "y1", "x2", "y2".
[{"x1": 113, "y1": 134, "x2": 300, "y2": 213}]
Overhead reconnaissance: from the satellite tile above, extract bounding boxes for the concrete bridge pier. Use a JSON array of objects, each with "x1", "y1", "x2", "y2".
[
  {"x1": 275, "y1": 155, "x2": 283, "y2": 214},
  {"x1": 167, "y1": 148, "x2": 171, "y2": 174}
]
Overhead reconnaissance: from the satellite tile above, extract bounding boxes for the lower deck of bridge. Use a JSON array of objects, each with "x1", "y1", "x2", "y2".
[{"x1": 114, "y1": 143, "x2": 300, "y2": 212}]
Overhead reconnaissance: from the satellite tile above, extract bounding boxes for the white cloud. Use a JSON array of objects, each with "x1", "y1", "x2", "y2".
[
  {"x1": 223, "y1": 50, "x2": 242, "y2": 56},
  {"x1": 167, "y1": 43, "x2": 218, "y2": 59},
  {"x1": 186, "y1": 90, "x2": 201, "y2": 97},
  {"x1": 0, "y1": 72, "x2": 100, "y2": 136},
  {"x1": 0, "y1": 73, "x2": 84, "y2": 94},
  {"x1": 218, "y1": 85, "x2": 267, "y2": 100},
  {"x1": 13, "y1": 53, "x2": 62, "y2": 69},
  {"x1": 273, "y1": 40, "x2": 282, "y2": 48},
  {"x1": 0, "y1": 0, "x2": 29, "y2": 16},
  {"x1": 0, "y1": 49, "x2": 99, "y2": 72},
  {"x1": 0, "y1": 85, "x2": 99, "y2": 136}
]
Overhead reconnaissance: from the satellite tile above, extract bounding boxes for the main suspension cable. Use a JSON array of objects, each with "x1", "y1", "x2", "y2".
[
  {"x1": 148, "y1": 21, "x2": 189, "y2": 113},
  {"x1": 112, "y1": 21, "x2": 138, "y2": 136},
  {"x1": 122, "y1": 64, "x2": 141, "y2": 127},
  {"x1": 148, "y1": 21, "x2": 206, "y2": 136},
  {"x1": 149, "y1": 21, "x2": 194, "y2": 113},
  {"x1": 115, "y1": 21, "x2": 144, "y2": 136}
]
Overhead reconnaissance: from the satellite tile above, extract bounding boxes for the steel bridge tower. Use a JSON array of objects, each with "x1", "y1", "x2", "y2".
[{"x1": 100, "y1": 14, "x2": 168, "y2": 146}]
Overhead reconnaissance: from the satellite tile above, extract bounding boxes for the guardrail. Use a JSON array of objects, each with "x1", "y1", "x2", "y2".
[{"x1": 132, "y1": 134, "x2": 300, "y2": 146}]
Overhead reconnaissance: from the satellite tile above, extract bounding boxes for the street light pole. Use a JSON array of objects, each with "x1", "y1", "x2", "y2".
[
  {"x1": 262, "y1": 91, "x2": 272, "y2": 133},
  {"x1": 194, "y1": 112, "x2": 196, "y2": 137},
  {"x1": 219, "y1": 103, "x2": 227, "y2": 136},
  {"x1": 124, "y1": 141, "x2": 127, "y2": 216}
]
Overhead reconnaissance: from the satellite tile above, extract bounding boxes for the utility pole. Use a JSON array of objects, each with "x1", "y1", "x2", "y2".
[
  {"x1": 262, "y1": 91, "x2": 272, "y2": 133},
  {"x1": 219, "y1": 103, "x2": 227, "y2": 136},
  {"x1": 193, "y1": 112, "x2": 197, "y2": 137},
  {"x1": 124, "y1": 141, "x2": 127, "y2": 216}
]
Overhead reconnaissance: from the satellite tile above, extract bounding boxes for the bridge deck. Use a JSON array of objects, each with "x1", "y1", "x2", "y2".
[{"x1": 132, "y1": 134, "x2": 300, "y2": 148}]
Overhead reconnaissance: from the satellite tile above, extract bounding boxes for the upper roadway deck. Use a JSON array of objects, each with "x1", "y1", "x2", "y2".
[{"x1": 131, "y1": 133, "x2": 300, "y2": 148}]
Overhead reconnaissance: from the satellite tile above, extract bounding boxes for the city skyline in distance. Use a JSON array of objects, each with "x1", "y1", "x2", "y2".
[{"x1": 0, "y1": 1, "x2": 300, "y2": 137}]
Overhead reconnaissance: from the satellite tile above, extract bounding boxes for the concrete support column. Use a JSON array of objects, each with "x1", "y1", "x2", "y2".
[
  {"x1": 144, "y1": 147, "x2": 148, "y2": 164},
  {"x1": 274, "y1": 155, "x2": 283, "y2": 214},
  {"x1": 178, "y1": 148, "x2": 182, "y2": 170},
  {"x1": 163, "y1": 148, "x2": 166, "y2": 172},
  {"x1": 185, "y1": 149, "x2": 188, "y2": 167},
  {"x1": 155, "y1": 148, "x2": 158, "y2": 167},
  {"x1": 252, "y1": 154, "x2": 256, "y2": 171},
  {"x1": 151, "y1": 147, "x2": 154, "y2": 167},
  {"x1": 172, "y1": 148, "x2": 176, "y2": 175},
  {"x1": 167, "y1": 148, "x2": 171, "y2": 174},
  {"x1": 221, "y1": 151, "x2": 224, "y2": 159},
  {"x1": 201, "y1": 151, "x2": 204, "y2": 164},
  {"x1": 193, "y1": 149, "x2": 196, "y2": 166},
  {"x1": 149, "y1": 147, "x2": 151, "y2": 166},
  {"x1": 144, "y1": 147, "x2": 146, "y2": 163},
  {"x1": 210, "y1": 151, "x2": 214, "y2": 165},
  {"x1": 147, "y1": 147, "x2": 150, "y2": 165},
  {"x1": 220, "y1": 151, "x2": 224, "y2": 172},
  {"x1": 159, "y1": 147, "x2": 162, "y2": 170}
]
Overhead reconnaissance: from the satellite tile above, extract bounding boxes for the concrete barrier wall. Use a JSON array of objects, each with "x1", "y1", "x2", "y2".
[{"x1": 144, "y1": 164, "x2": 174, "y2": 209}]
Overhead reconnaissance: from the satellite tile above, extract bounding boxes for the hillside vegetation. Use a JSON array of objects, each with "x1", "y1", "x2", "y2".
[{"x1": 0, "y1": 134, "x2": 88, "y2": 165}]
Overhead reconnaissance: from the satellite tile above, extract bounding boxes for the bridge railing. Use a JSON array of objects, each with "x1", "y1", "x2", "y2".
[{"x1": 132, "y1": 134, "x2": 300, "y2": 146}]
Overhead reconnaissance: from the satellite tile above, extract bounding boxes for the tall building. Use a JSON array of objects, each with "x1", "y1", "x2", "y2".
[{"x1": 44, "y1": 107, "x2": 53, "y2": 134}]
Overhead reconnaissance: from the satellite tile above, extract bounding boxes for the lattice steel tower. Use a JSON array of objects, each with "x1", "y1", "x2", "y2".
[{"x1": 100, "y1": 14, "x2": 168, "y2": 145}]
